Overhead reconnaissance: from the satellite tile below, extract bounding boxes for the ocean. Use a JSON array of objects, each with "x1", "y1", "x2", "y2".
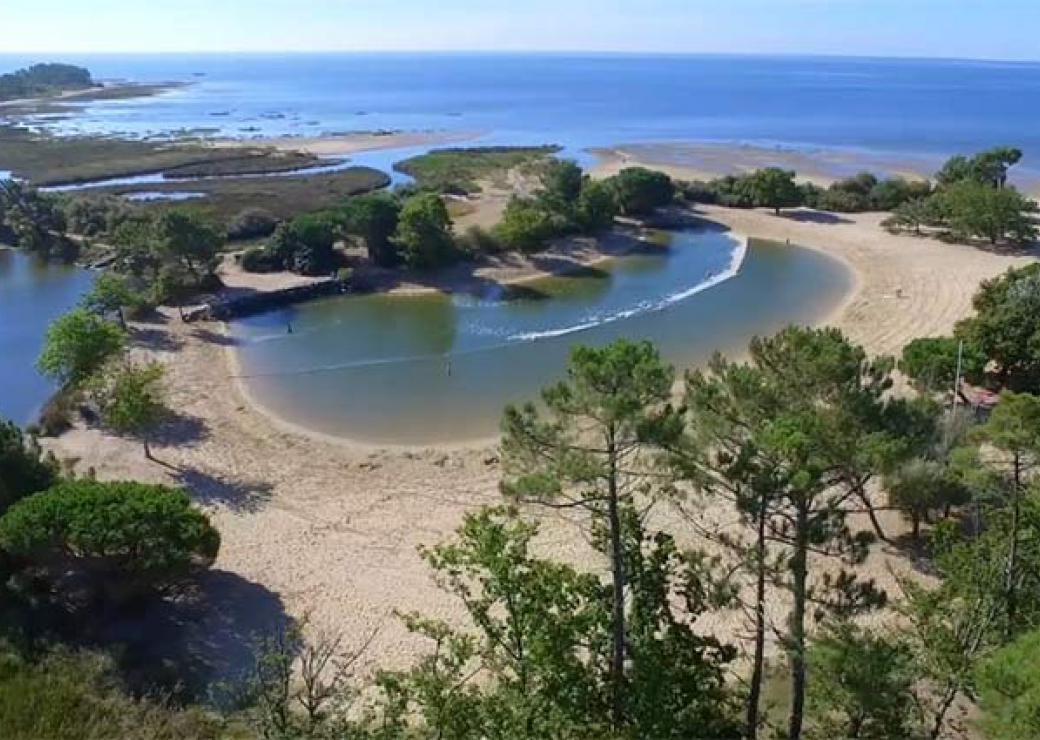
[{"x1": 3, "y1": 52, "x2": 1040, "y2": 178}]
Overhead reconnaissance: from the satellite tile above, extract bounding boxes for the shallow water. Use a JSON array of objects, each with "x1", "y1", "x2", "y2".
[
  {"x1": 230, "y1": 230, "x2": 851, "y2": 444},
  {"x1": 0, "y1": 249, "x2": 94, "y2": 425},
  {"x1": 4, "y1": 53, "x2": 1040, "y2": 180}
]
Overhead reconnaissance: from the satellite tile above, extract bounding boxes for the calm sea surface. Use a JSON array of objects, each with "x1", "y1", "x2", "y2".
[
  {"x1": 2, "y1": 53, "x2": 1036, "y2": 437},
  {"x1": 3, "y1": 53, "x2": 1040, "y2": 175}
]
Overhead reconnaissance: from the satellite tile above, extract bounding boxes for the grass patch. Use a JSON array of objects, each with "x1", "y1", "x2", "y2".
[
  {"x1": 102, "y1": 167, "x2": 391, "y2": 224},
  {"x1": 0, "y1": 126, "x2": 322, "y2": 186},
  {"x1": 394, "y1": 145, "x2": 560, "y2": 194}
]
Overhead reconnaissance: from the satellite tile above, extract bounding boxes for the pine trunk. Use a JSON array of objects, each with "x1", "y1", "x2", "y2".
[
  {"x1": 787, "y1": 501, "x2": 809, "y2": 740},
  {"x1": 745, "y1": 501, "x2": 768, "y2": 740},
  {"x1": 607, "y1": 430, "x2": 626, "y2": 731}
]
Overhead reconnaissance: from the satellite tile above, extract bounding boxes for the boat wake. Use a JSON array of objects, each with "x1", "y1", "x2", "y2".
[{"x1": 508, "y1": 237, "x2": 748, "y2": 342}]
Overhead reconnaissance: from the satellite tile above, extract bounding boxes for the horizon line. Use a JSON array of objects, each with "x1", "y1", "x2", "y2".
[{"x1": 1, "y1": 49, "x2": 1038, "y2": 65}]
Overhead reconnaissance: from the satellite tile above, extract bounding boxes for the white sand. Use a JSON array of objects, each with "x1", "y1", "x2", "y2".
[{"x1": 43, "y1": 194, "x2": 1037, "y2": 677}]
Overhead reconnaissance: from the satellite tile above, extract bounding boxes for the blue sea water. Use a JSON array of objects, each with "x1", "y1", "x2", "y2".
[{"x1": 3, "y1": 53, "x2": 1040, "y2": 175}]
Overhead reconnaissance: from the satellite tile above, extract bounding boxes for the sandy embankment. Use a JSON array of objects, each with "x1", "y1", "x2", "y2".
[
  {"x1": 42, "y1": 185, "x2": 1036, "y2": 678},
  {"x1": 214, "y1": 130, "x2": 481, "y2": 157}
]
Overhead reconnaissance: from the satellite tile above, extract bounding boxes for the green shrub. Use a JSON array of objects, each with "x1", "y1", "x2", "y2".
[
  {"x1": 457, "y1": 224, "x2": 503, "y2": 255},
  {"x1": 0, "y1": 481, "x2": 220, "y2": 605},
  {"x1": 0, "y1": 420, "x2": 58, "y2": 515},
  {"x1": 0, "y1": 645, "x2": 226, "y2": 740},
  {"x1": 226, "y1": 207, "x2": 278, "y2": 241},
  {"x1": 239, "y1": 246, "x2": 282, "y2": 273},
  {"x1": 976, "y1": 628, "x2": 1040, "y2": 740},
  {"x1": 607, "y1": 167, "x2": 676, "y2": 216},
  {"x1": 495, "y1": 198, "x2": 555, "y2": 252}
]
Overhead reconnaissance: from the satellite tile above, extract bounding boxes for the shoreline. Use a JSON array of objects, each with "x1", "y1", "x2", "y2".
[
  {"x1": 38, "y1": 206, "x2": 1036, "y2": 671},
  {"x1": 222, "y1": 228, "x2": 754, "y2": 450}
]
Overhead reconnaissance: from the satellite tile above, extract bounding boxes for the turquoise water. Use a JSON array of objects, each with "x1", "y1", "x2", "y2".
[
  {"x1": 0, "y1": 249, "x2": 94, "y2": 425},
  {"x1": 231, "y1": 230, "x2": 851, "y2": 444}
]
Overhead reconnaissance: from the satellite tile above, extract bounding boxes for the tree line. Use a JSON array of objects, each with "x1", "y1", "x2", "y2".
[{"x1": 677, "y1": 146, "x2": 1037, "y2": 247}]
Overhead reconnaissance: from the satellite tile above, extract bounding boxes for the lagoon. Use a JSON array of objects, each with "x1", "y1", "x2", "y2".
[
  {"x1": 230, "y1": 229, "x2": 851, "y2": 444},
  {"x1": 0, "y1": 249, "x2": 94, "y2": 425}
]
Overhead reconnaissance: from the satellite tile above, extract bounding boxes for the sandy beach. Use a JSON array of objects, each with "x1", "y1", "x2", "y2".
[
  {"x1": 40, "y1": 191, "x2": 1037, "y2": 682},
  {"x1": 215, "y1": 129, "x2": 481, "y2": 157}
]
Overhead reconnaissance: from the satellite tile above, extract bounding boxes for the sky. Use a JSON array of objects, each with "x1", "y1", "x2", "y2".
[{"x1": 2, "y1": 0, "x2": 1039, "y2": 61}]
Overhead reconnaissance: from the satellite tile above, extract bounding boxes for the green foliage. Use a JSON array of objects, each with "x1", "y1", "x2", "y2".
[
  {"x1": 899, "y1": 336, "x2": 987, "y2": 393},
  {"x1": 976, "y1": 628, "x2": 1040, "y2": 740},
  {"x1": 748, "y1": 167, "x2": 802, "y2": 215},
  {"x1": 0, "y1": 480, "x2": 220, "y2": 604},
  {"x1": 885, "y1": 457, "x2": 971, "y2": 539},
  {"x1": 494, "y1": 197, "x2": 556, "y2": 252},
  {"x1": 607, "y1": 167, "x2": 675, "y2": 216},
  {"x1": 501, "y1": 340, "x2": 686, "y2": 731},
  {"x1": 536, "y1": 159, "x2": 584, "y2": 214},
  {"x1": 0, "y1": 63, "x2": 94, "y2": 101},
  {"x1": 226, "y1": 207, "x2": 279, "y2": 241},
  {"x1": 576, "y1": 178, "x2": 619, "y2": 232},
  {"x1": 956, "y1": 263, "x2": 1040, "y2": 391},
  {"x1": 60, "y1": 195, "x2": 133, "y2": 238},
  {"x1": 882, "y1": 196, "x2": 947, "y2": 234},
  {"x1": 937, "y1": 147, "x2": 1023, "y2": 189},
  {"x1": 395, "y1": 193, "x2": 456, "y2": 270},
  {"x1": 36, "y1": 308, "x2": 126, "y2": 388},
  {"x1": 805, "y1": 621, "x2": 922, "y2": 739},
  {"x1": 0, "y1": 644, "x2": 226, "y2": 740},
  {"x1": 0, "y1": 180, "x2": 70, "y2": 259},
  {"x1": 393, "y1": 146, "x2": 559, "y2": 194},
  {"x1": 153, "y1": 208, "x2": 224, "y2": 277},
  {"x1": 264, "y1": 213, "x2": 341, "y2": 276},
  {"x1": 940, "y1": 180, "x2": 1037, "y2": 245},
  {"x1": 88, "y1": 360, "x2": 167, "y2": 458},
  {"x1": 680, "y1": 326, "x2": 897, "y2": 739},
  {"x1": 381, "y1": 506, "x2": 740, "y2": 739},
  {"x1": 340, "y1": 192, "x2": 401, "y2": 266},
  {"x1": 0, "y1": 419, "x2": 58, "y2": 516},
  {"x1": 81, "y1": 272, "x2": 148, "y2": 325}
]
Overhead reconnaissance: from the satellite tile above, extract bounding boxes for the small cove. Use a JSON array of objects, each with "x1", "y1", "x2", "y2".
[{"x1": 230, "y1": 228, "x2": 852, "y2": 444}]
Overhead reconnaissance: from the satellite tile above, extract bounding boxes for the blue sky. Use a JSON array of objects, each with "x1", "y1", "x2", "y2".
[{"x1": 2, "y1": 0, "x2": 1039, "y2": 60}]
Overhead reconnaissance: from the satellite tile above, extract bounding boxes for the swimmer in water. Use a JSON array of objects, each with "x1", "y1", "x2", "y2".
[
  {"x1": 287, "y1": 321, "x2": 293, "y2": 334},
  {"x1": 446, "y1": 359, "x2": 452, "y2": 377}
]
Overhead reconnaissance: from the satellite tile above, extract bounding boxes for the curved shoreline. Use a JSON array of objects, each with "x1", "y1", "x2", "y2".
[
  {"x1": 38, "y1": 207, "x2": 1034, "y2": 672},
  {"x1": 220, "y1": 230, "x2": 841, "y2": 450}
]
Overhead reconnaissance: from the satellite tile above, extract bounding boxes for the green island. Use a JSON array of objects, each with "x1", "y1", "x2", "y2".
[{"x1": 0, "y1": 63, "x2": 97, "y2": 101}]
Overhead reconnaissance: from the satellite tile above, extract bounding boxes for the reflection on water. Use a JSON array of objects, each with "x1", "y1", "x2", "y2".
[
  {"x1": 231, "y1": 229, "x2": 852, "y2": 444},
  {"x1": 0, "y1": 249, "x2": 94, "y2": 424}
]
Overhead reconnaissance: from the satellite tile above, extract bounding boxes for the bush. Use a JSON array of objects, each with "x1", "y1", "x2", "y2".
[
  {"x1": 457, "y1": 225, "x2": 503, "y2": 255},
  {"x1": 608, "y1": 167, "x2": 676, "y2": 216},
  {"x1": 395, "y1": 193, "x2": 457, "y2": 270},
  {"x1": 976, "y1": 628, "x2": 1040, "y2": 740},
  {"x1": 576, "y1": 178, "x2": 619, "y2": 232},
  {"x1": 269, "y1": 214, "x2": 340, "y2": 276},
  {"x1": 239, "y1": 246, "x2": 282, "y2": 273},
  {"x1": 226, "y1": 207, "x2": 278, "y2": 241},
  {"x1": 0, "y1": 481, "x2": 220, "y2": 605},
  {"x1": 0, "y1": 645, "x2": 226, "y2": 740},
  {"x1": 494, "y1": 198, "x2": 556, "y2": 252},
  {"x1": 0, "y1": 420, "x2": 58, "y2": 515}
]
